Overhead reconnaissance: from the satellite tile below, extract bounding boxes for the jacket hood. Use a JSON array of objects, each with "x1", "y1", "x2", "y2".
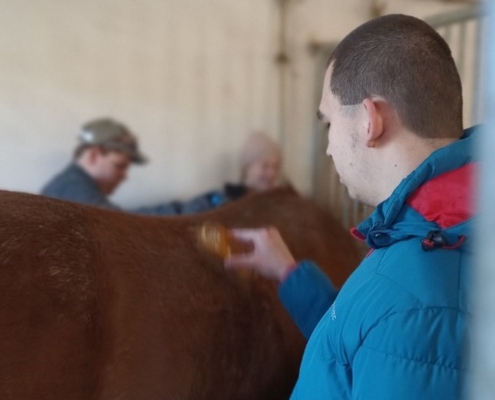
[{"x1": 353, "y1": 126, "x2": 480, "y2": 250}]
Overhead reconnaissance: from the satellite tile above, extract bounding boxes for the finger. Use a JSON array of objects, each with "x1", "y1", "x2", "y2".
[
  {"x1": 229, "y1": 228, "x2": 265, "y2": 241},
  {"x1": 224, "y1": 253, "x2": 256, "y2": 268}
]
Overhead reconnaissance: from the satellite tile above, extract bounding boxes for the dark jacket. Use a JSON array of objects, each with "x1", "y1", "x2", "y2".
[
  {"x1": 178, "y1": 183, "x2": 248, "y2": 214},
  {"x1": 41, "y1": 163, "x2": 180, "y2": 215}
]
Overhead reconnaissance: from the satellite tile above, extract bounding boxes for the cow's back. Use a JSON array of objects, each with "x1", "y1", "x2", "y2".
[
  {"x1": 0, "y1": 192, "x2": 100, "y2": 399},
  {"x1": 0, "y1": 188, "x2": 360, "y2": 400}
]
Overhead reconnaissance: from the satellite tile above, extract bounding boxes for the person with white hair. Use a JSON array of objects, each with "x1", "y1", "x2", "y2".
[
  {"x1": 179, "y1": 131, "x2": 283, "y2": 214},
  {"x1": 239, "y1": 131, "x2": 282, "y2": 192}
]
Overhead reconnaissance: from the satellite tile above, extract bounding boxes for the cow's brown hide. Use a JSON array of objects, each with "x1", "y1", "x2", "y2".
[{"x1": 0, "y1": 187, "x2": 360, "y2": 400}]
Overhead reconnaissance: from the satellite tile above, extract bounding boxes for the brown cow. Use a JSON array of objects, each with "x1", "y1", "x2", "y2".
[{"x1": 0, "y1": 187, "x2": 360, "y2": 400}]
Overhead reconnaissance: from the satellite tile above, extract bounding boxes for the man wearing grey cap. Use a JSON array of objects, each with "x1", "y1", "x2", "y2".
[{"x1": 41, "y1": 118, "x2": 179, "y2": 215}]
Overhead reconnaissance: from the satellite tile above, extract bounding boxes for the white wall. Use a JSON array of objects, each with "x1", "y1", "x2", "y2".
[
  {"x1": 0, "y1": 0, "x2": 468, "y2": 208},
  {"x1": 0, "y1": 0, "x2": 280, "y2": 207}
]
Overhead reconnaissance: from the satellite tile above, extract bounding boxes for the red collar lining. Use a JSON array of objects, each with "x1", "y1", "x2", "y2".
[{"x1": 406, "y1": 163, "x2": 476, "y2": 229}]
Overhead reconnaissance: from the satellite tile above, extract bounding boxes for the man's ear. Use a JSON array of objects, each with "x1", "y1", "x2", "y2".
[{"x1": 362, "y1": 98, "x2": 385, "y2": 148}]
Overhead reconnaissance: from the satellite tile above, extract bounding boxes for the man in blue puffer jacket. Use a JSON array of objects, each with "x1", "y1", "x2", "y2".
[{"x1": 225, "y1": 14, "x2": 477, "y2": 399}]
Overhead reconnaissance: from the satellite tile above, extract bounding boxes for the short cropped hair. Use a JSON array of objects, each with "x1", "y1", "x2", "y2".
[{"x1": 328, "y1": 14, "x2": 463, "y2": 139}]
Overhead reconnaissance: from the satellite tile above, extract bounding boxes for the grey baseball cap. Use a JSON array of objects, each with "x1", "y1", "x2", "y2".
[{"x1": 78, "y1": 118, "x2": 148, "y2": 164}]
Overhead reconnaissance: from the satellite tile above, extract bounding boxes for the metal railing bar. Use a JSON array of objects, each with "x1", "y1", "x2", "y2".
[{"x1": 425, "y1": 5, "x2": 482, "y2": 28}]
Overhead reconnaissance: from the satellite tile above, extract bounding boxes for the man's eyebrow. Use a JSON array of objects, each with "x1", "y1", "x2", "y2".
[{"x1": 316, "y1": 109, "x2": 325, "y2": 121}]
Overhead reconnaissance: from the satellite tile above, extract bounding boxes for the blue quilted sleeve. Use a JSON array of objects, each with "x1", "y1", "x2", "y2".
[{"x1": 278, "y1": 260, "x2": 338, "y2": 339}]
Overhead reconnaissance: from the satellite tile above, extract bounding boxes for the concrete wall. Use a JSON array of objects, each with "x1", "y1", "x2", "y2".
[{"x1": 0, "y1": 0, "x2": 469, "y2": 208}]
